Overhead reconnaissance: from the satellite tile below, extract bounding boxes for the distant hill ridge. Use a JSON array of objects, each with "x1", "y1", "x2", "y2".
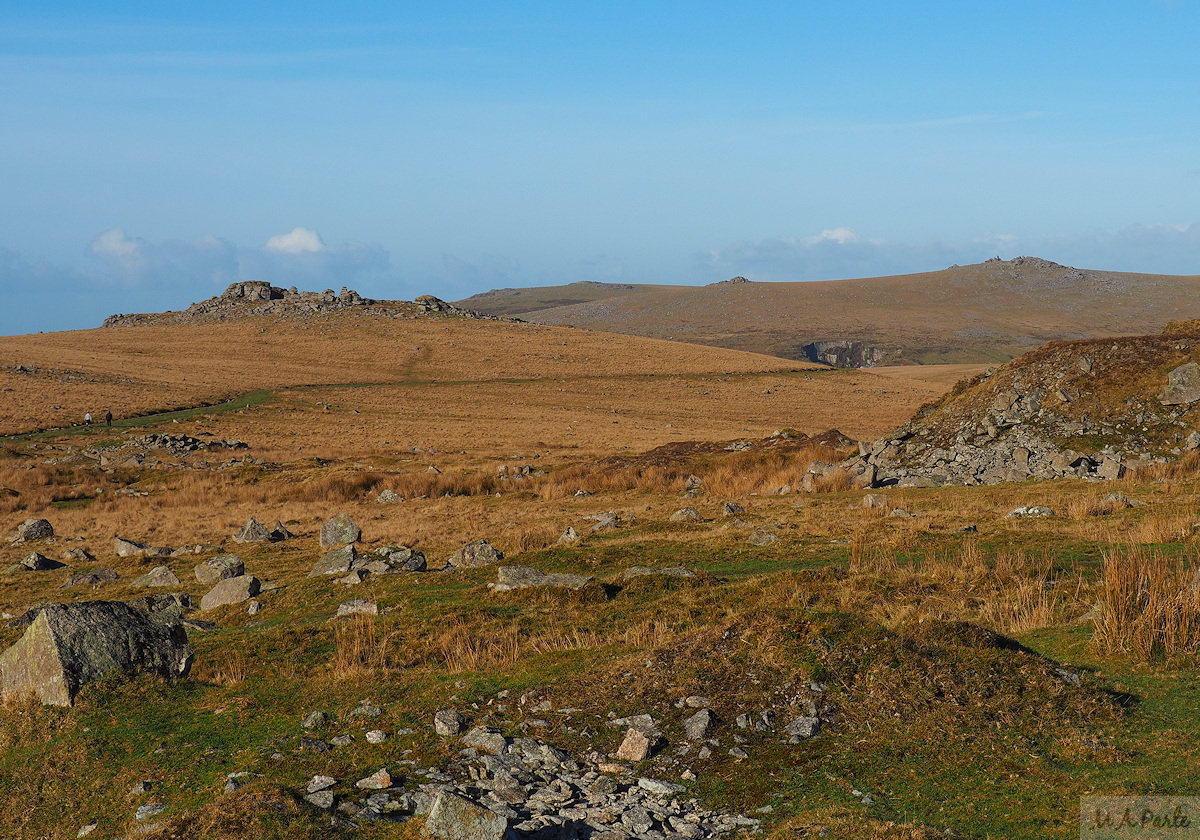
[{"x1": 457, "y1": 257, "x2": 1200, "y2": 366}]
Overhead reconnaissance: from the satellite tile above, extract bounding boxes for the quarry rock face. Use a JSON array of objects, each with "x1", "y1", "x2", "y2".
[{"x1": 0, "y1": 599, "x2": 192, "y2": 706}]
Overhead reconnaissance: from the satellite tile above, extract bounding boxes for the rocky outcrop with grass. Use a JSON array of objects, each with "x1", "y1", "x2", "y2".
[
  {"x1": 845, "y1": 322, "x2": 1200, "y2": 486},
  {"x1": 102, "y1": 282, "x2": 505, "y2": 327}
]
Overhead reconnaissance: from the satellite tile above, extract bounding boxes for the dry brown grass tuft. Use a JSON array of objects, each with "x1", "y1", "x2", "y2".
[
  {"x1": 428, "y1": 618, "x2": 600, "y2": 672},
  {"x1": 331, "y1": 616, "x2": 396, "y2": 677},
  {"x1": 1094, "y1": 546, "x2": 1200, "y2": 660}
]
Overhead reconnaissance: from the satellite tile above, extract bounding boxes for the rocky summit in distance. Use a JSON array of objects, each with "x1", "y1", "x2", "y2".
[
  {"x1": 837, "y1": 321, "x2": 1200, "y2": 487},
  {"x1": 102, "y1": 281, "x2": 504, "y2": 328}
]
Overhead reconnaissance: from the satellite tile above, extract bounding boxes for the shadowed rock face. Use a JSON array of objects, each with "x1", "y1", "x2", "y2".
[{"x1": 0, "y1": 598, "x2": 192, "y2": 706}]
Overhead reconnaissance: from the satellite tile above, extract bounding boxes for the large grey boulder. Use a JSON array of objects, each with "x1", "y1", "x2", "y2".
[
  {"x1": 424, "y1": 791, "x2": 507, "y2": 840},
  {"x1": 447, "y1": 539, "x2": 503, "y2": 568},
  {"x1": 132, "y1": 566, "x2": 181, "y2": 588},
  {"x1": 0, "y1": 599, "x2": 192, "y2": 706},
  {"x1": 308, "y1": 545, "x2": 358, "y2": 577},
  {"x1": 200, "y1": 575, "x2": 260, "y2": 611},
  {"x1": 12, "y1": 518, "x2": 53, "y2": 543},
  {"x1": 194, "y1": 555, "x2": 244, "y2": 585},
  {"x1": 320, "y1": 513, "x2": 361, "y2": 548},
  {"x1": 1163, "y1": 362, "x2": 1200, "y2": 406}
]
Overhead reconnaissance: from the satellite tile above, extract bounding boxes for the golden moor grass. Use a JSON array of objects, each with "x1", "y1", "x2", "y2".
[{"x1": 1094, "y1": 546, "x2": 1200, "y2": 661}]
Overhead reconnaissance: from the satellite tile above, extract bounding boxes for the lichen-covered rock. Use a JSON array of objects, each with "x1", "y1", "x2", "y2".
[
  {"x1": 447, "y1": 539, "x2": 503, "y2": 568},
  {"x1": 0, "y1": 599, "x2": 192, "y2": 706},
  {"x1": 320, "y1": 513, "x2": 361, "y2": 548},
  {"x1": 19, "y1": 552, "x2": 65, "y2": 571}
]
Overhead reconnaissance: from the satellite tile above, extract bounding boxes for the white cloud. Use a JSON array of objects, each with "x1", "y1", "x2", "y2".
[
  {"x1": 805, "y1": 227, "x2": 859, "y2": 245},
  {"x1": 90, "y1": 228, "x2": 144, "y2": 262},
  {"x1": 265, "y1": 226, "x2": 325, "y2": 254}
]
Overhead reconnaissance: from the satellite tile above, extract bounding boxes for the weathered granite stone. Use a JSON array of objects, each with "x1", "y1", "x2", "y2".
[
  {"x1": 200, "y1": 575, "x2": 260, "y2": 611},
  {"x1": 0, "y1": 599, "x2": 192, "y2": 706}
]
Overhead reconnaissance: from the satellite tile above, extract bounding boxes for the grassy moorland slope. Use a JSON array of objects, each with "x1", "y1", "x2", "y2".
[
  {"x1": 2, "y1": 311, "x2": 1200, "y2": 840},
  {"x1": 459, "y1": 257, "x2": 1200, "y2": 365}
]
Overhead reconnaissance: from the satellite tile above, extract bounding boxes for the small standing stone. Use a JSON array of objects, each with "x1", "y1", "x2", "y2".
[
  {"x1": 355, "y1": 768, "x2": 392, "y2": 789},
  {"x1": 615, "y1": 728, "x2": 654, "y2": 761}
]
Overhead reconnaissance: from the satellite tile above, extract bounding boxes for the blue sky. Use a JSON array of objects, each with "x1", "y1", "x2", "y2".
[{"x1": 2, "y1": 2, "x2": 1200, "y2": 334}]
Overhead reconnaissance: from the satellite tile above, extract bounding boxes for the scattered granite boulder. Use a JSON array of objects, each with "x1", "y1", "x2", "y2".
[
  {"x1": 376, "y1": 546, "x2": 427, "y2": 571},
  {"x1": 309, "y1": 544, "x2": 358, "y2": 577},
  {"x1": 721, "y1": 501, "x2": 745, "y2": 516},
  {"x1": 60, "y1": 568, "x2": 119, "y2": 589},
  {"x1": 424, "y1": 790, "x2": 507, "y2": 840},
  {"x1": 132, "y1": 566, "x2": 181, "y2": 588},
  {"x1": 683, "y1": 709, "x2": 715, "y2": 740},
  {"x1": 748, "y1": 530, "x2": 777, "y2": 546},
  {"x1": 267, "y1": 521, "x2": 294, "y2": 542},
  {"x1": 113, "y1": 537, "x2": 171, "y2": 559},
  {"x1": 615, "y1": 728, "x2": 656, "y2": 761},
  {"x1": 195, "y1": 555, "x2": 244, "y2": 585},
  {"x1": 19, "y1": 552, "x2": 65, "y2": 572},
  {"x1": 232, "y1": 518, "x2": 270, "y2": 544},
  {"x1": 489, "y1": 566, "x2": 592, "y2": 592},
  {"x1": 337, "y1": 599, "x2": 378, "y2": 618},
  {"x1": 783, "y1": 715, "x2": 821, "y2": 741},
  {"x1": 434, "y1": 708, "x2": 466, "y2": 736},
  {"x1": 12, "y1": 518, "x2": 53, "y2": 543},
  {"x1": 623, "y1": 566, "x2": 695, "y2": 581},
  {"x1": 62, "y1": 548, "x2": 95, "y2": 564},
  {"x1": 669, "y1": 507, "x2": 702, "y2": 523},
  {"x1": 355, "y1": 768, "x2": 392, "y2": 790},
  {"x1": 376, "y1": 489, "x2": 403, "y2": 504},
  {"x1": 320, "y1": 513, "x2": 361, "y2": 548},
  {"x1": 1162, "y1": 362, "x2": 1200, "y2": 406},
  {"x1": 447, "y1": 539, "x2": 503, "y2": 568},
  {"x1": 1006, "y1": 505, "x2": 1055, "y2": 519},
  {"x1": 200, "y1": 575, "x2": 260, "y2": 611},
  {"x1": 0, "y1": 598, "x2": 192, "y2": 705},
  {"x1": 557, "y1": 526, "x2": 579, "y2": 544}
]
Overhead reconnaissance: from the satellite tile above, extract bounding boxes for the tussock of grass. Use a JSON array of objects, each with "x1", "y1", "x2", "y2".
[{"x1": 1095, "y1": 546, "x2": 1200, "y2": 661}]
